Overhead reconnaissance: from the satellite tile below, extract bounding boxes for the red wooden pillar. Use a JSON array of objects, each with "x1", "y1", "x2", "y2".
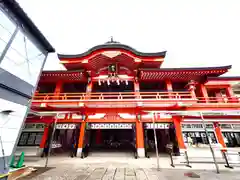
[
  {"x1": 226, "y1": 86, "x2": 234, "y2": 97},
  {"x1": 134, "y1": 80, "x2": 140, "y2": 95},
  {"x1": 213, "y1": 122, "x2": 227, "y2": 150},
  {"x1": 39, "y1": 125, "x2": 49, "y2": 148},
  {"x1": 173, "y1": 116, "x2": 186, "y2": 149},
  {"x1": 134, "y1": 81, "x2": 145, "y2": 157},
  {"x1": 77, "y1": 121, "x2": 86, "y2": 157},
  {"x1": 86, "y1": 81, "x2": 92, "y2": 94},
  {"x1": 134, "y1": 80, "x2": 142, "y2": 107},
  {"x1": 39, "y1": 123, "x2": 49, "y2": 156},
  {"x1": 136, "y1": 115, "x2": 145, "y2": 157},
  {"x1": 166, "y1": 80, "x2": 173, "y2": 91},
  {"x1": 54, "y1": 81, "x2": 63, "y2": 99},
  {"x1": 199, "y1": 84, "x2": 209, "y2": 103},
  {"x1": 225, "y1": 86, "x2": 235, "y2": 102},
  {"x1": 166, "y1": 80, "x2": 173, "y2": 98},
  {"x1": 85, "y1": 81, "x2": 92, "y2": 101}
]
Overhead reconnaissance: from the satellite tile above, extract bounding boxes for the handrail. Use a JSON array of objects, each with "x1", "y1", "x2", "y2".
[
  {"x1": 33, "y1": 91, "x2": 193, "y2": 101},
  {"x1": 32, "y1": 92, "x2": 240, "y2": 104},
  {"x1": 197, "y1": 97, "x2": 240, "y2": 103},
  {"x1": 34, "y1": 91, "x2": 190, "y2": 95}
]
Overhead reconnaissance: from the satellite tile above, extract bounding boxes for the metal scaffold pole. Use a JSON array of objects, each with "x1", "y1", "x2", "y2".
[
  {"x1": 45, "y1": 117, "x2": 58, "y2": 168},
  {"x1": 152, "y1": 112, "x2": 160, "y2": 171},
  {"x1": 199, "y1": 112, "x2": 220, "y2": 174}
]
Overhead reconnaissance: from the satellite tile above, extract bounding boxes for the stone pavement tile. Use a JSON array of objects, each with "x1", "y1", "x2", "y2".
[
  {"x1": 125, "y1": 168, "x2": 136, "y2": 180},
  {"x1": 143, "y1": 168, "x2": 161, "y2": 180},
  {"x1": 102, "y1": 168, "x2": 116, "y2": 180},
  {"x1": 86, "y1": 168, "x2": 106, "y2": 180},
  {"x1": 34, "y1": 167, "x2": 94, "y2": 180},
  {"x1": 114, "y1": 168, "x2": 125, "y2": 180},
  {"x1": 125, "y1": 168, "x2": 135, "y2": 176},
  {"x1": 74, "y1": 167, "x2": 96, "y2": 180},
  {"x1": 135, "y1": 168, "x2": 148, "y2": 180}
]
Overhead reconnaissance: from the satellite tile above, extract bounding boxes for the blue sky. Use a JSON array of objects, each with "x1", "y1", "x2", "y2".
[{"x1": 18, "y1": 0, "x2": 240, "y2": 76}]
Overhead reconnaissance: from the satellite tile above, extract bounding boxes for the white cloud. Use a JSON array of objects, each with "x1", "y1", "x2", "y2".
[{"x1": 18, "y1": 0, "x2": 240, "y2": 75}]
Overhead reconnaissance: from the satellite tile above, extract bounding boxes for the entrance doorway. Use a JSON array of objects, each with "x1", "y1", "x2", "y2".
[
  {"x1": 144, "y1": 123, "x2": 179, "y2": 157},
  {"x1": 83, "y1": 123, "x2": 136, "y2": 158},
  {"x1": 50, "y1": 123, "x2": 80, "y2": 157}
]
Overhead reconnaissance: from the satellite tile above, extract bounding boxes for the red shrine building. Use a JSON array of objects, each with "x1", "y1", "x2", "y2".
[{"x1": 16, "y1": 40, "x2": 240, "y2": 158}]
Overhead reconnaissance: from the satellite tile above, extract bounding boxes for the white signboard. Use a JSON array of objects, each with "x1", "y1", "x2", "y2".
[
  {"x1": 145, "y1": 123, "x2": 169, "y2": 129},
  {"x1": 89, "y1": 123, "x2": 133, "y2": 129},
  {"x1": 56, "y1": 124, "x2": 76, "y2": 129}
]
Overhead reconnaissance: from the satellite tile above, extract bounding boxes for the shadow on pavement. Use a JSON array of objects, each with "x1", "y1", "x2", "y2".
[{"x1": 17, "y1": 167, "x2": 55, "y2": 180}]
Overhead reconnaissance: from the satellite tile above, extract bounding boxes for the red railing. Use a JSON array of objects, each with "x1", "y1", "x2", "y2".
[
  {"x1": 197, "y1": 96, "x2": 240, "y2": 103},
  {"x1": 33, "y1": 91, "x2": 193, "y2": 101},
  {"x1": 32, "y1": 92, "x2": 240, "y2": 104}
]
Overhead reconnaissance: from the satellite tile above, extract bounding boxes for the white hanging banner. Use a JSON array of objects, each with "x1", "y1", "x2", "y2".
[
  {"x1": 145, "y1": 123, "x2": 170, "y2": 129},
  {"x1": 56, "y1": 123, "x2": 77, "y2": 129},
  {"x1": 89, "y1": 123, "x2": 133, "y2": 129}
]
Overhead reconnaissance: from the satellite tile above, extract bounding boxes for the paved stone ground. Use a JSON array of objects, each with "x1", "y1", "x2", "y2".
[
  {"x1": 22, "y1": 154, "x2": 240, "y2": 180},
  {"x1": 24, "y1": 167, "x2": 240, "y2": 180}
]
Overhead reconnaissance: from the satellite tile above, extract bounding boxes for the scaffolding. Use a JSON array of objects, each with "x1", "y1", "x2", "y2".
[{"x1": 145, "y1": 110, "x2": 240, "y2": 174}]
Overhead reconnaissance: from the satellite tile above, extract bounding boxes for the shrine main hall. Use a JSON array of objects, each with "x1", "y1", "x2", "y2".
[{"x1": 17, "y1": 40, "x2": 240, "y2": 158}]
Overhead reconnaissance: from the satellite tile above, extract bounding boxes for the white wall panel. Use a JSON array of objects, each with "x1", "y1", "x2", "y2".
[{"x1": 0, "y1": 98, "x2": 27, "y2": 157}]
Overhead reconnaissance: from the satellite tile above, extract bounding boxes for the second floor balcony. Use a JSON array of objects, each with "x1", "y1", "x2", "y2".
[{"x1": 32, "y1": 91, "x2": 240, "y2": 109}]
